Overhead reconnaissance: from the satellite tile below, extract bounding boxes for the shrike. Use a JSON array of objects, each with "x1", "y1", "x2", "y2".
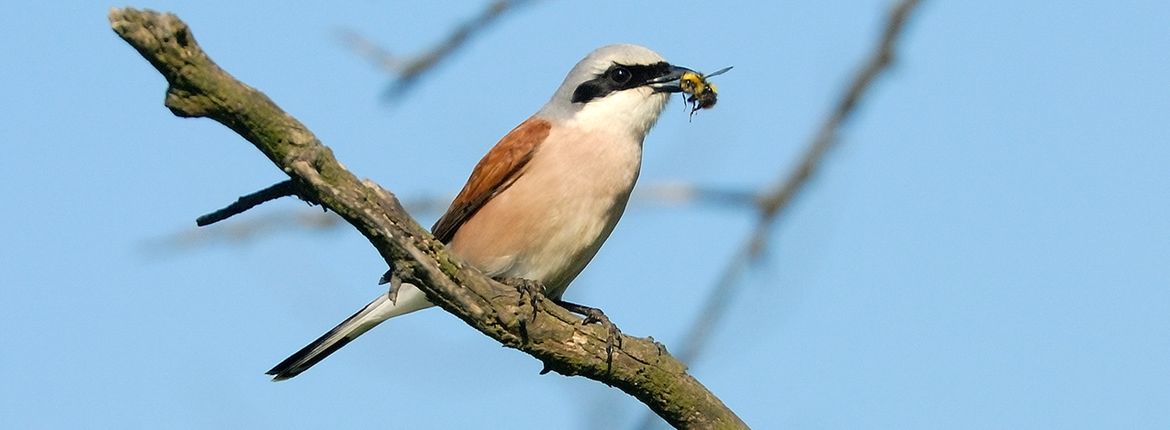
[{"x1": 268, "y1": 44, "x2": 698, "y2": 380}]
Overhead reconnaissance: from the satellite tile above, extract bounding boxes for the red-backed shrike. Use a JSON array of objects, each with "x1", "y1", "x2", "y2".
[{"x1": 268, "y1": 44, "x2": 697, "y2": 380}]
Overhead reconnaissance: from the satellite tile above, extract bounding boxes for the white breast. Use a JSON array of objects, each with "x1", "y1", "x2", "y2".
[{"x1": 447, "y1": 125, "x2": 643, "y2": 298}]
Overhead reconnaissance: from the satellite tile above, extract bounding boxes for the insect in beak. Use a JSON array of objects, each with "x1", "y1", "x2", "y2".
[
  {"x1": 647, "y1": 64, "x2": 732, "y2": 120},
  {"x1": 678, "y1": 66, "x2": 732, "y2": 119}
]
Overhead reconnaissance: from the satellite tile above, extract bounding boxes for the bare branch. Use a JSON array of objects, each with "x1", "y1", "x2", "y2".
[
  {"x1": 149, "y1": 182, "x2": 758, "y2": 253},
  {"x1": 339, "y1": 0, "x2": 536, "y2": 101},
  {"x1": 195, "y1": 180, "x2": 301, "y2": 226},
  {"x1": 141, "y1": 210, "x2": 342, "y2": 256},
  {"x1": 110, "y1": 8, "x2": 744, "y2": 429},
  {"x1": 632, "y1": 182, "x2": 759, "y2": 209},
  {"x1": 677, "y1": 0, "x2": 925, "y2": 367},
  {"x1": 631, "y1": 3, "x2": 925, "y2": 428}
]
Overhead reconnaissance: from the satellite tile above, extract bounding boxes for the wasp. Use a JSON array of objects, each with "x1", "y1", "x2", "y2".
[{"x1": 679, "y1": 66, "x2": 732, "y2": 118}]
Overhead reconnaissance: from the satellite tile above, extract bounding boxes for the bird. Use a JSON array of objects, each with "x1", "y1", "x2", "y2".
[{"x1": 267, "y1": 44, "x2": 697, "y2": 380}]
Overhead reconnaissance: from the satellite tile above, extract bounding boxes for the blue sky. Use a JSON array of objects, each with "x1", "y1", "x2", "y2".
[{"x1": 2, "y1": 1, "x2": 1168, "y2": 428}]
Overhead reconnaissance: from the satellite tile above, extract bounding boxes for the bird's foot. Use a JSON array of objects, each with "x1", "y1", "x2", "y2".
[
  {"x1": 554, "y1": 300, "x2": 623, "y2": 373},
  {"x1": 496, "y1": 277, "x2": 545, "y2": 341}
]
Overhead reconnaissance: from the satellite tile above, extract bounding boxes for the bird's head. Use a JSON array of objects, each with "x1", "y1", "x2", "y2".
[{"x1": 537, "y1": 44, "x2": 696, "y2": 140}]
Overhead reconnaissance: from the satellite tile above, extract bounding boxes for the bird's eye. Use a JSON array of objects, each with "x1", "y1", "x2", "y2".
[{"x1": 608, "y1": 66, "x2": 632, "y2": 85}]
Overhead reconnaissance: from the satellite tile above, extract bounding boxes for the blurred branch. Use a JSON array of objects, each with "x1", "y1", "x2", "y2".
[
  {"x1": 147, "y1": 182, "x2": 757, "y2": 254},
  {"x1": 676, "y1": 0, "x2": 925, "y2": 366},
  {"x1": 632, "y1": 182, "x2": 759, "y2": 209},
  {"x1": 633, "y1": 2, "x2": 925, "y2": 428},
  {"x1": 111, "y1": 8, "x2": 744, "y2": 428},
  {"x1": 141, "y1": 210, "x2": 342, "y2": 256},
  {"x1": 339, "y1": 0, "x2": 536, "y2": 102}
]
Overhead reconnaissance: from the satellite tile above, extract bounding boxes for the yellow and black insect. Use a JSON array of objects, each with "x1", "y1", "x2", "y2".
[{"x1": 679, "y1": 66, "x2": 732, "y2": 118}]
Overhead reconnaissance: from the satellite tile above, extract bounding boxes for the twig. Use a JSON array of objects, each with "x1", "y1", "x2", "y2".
[
  {"x1": 635, "y1": 1, "x2": 926, "y2": 428},
  {"x1": 141, "y1": 211, "x2": 343, "y2": 257},
  {"x1": 632, "y1": 182, "x2": 759, "y2": 209},
  {"x1": 151, "y1": 182, "x2": 758, "y2": 253},
  {"x1": 678, "y1": 0, "x2": 925, "y2": 367},
  {"x1": 636, "y1": 4, "x2": 926, "y2": 430},
  {"x1": 339, "y1": 0, "x2": 535, "y2": 102},
  {"x1": 110, "y1": 8, "x2": 744, "y2": 429},
  {"x1": 195, "y1": 180, "x2": 301, "y2": 226}
]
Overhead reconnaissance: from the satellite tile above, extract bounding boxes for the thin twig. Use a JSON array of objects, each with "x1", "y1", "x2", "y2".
[
  {"x1": 632, "y1": 182, "x2": 759, "y2": 209},
  {"x1": 339, "y1": 0, "x2": 535, "y2": 102},
  {"x1": 196, "y1": 180, "x2": 300, "y2": 226},
  {"x1": 678, "y1": 0, "x2": 924, "y2": 367},
  {"x1": 151, "y1": 182, "x2": 758, "y2": 253},
  {"x1": 635, "y1": 1, "x2": 926, "y2": 428},
  {"x1": 141, "y1": 211, "x2": 343, "y2": 257}
]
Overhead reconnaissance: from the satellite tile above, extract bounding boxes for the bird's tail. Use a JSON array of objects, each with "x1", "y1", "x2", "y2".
[{"x1": 266, "y1": 286, "x2": 431, "y2": 381}]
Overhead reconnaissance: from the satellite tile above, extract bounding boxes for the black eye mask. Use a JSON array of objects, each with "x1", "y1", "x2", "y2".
[{"x1": 571, "y1": 61, "x2": 672, "y2": 104}]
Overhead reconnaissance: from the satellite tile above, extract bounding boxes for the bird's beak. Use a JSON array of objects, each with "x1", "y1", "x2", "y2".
[{"x1": 648, "y1": 65, "x2": 697, "y2": 93}]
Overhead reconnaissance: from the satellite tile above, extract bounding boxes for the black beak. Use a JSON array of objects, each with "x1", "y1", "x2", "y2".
[{"x1": 648, "y1": 65, "x2": 697, "y2": 93}]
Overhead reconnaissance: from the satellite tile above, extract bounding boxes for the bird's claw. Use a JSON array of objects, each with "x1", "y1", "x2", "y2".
[
  {"x1": 555, "y1": 300, "x2": 623, "y2": 373},
  {"x1": 496, "y1": 277, "x2": 545, "y2": 341},
  {"x1": 586, "y1": 310, "x2": 623, "y2": 370}
]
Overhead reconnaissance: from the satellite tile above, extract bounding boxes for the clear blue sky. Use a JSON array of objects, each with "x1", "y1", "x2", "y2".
[{"x1": 2, "y1": 1, "x2": 1168, "y2": 428}]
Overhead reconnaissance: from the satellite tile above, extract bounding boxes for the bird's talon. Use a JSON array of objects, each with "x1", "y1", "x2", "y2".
[
  {"x1": 497, "y1": 277, "x2": 544, "y2": 328},
  {"x1": 554, "y1": 300, "x2": 623, "y2": 372}
]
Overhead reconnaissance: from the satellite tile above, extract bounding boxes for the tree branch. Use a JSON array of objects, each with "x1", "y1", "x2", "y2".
[
  {"x1": 677, "y1": 0, "x2": 925, "y2": 366},
  {"x1": 635, "y1": 2, "x2": 925, "y2": 428},
  {"x1": 151, "y1": 182, "x2": 759, "y2": 254},
  {"x1": 110, "y1": 7, "x2": 744, "y2": 429},
  {"x1": 195, "y1": 180, "x2": 301, "y2": 226},
  {"x1": 338, "y1": 0, "x2": 536, "y2": 102}
]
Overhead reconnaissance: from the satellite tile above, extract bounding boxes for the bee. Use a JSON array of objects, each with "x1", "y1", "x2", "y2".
[{"x1": 679, "y1": 66, "x2": 732, "y2": 118}]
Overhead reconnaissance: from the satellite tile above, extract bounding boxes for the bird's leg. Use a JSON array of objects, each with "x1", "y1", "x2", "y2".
[
  {"x1": 553, "y1": 299, "x2": 623, "y2": 372},
  {"x1": 379, "y1": 260, "x2": 422, "y2": 305},
  {"x1": 496, "y1": 277, "x2": 545, "y2": 341}
]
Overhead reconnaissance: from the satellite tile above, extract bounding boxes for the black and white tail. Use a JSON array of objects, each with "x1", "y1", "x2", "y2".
[{"x1": 267, "y1": 286, "x2": 431, "y2": 381}]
